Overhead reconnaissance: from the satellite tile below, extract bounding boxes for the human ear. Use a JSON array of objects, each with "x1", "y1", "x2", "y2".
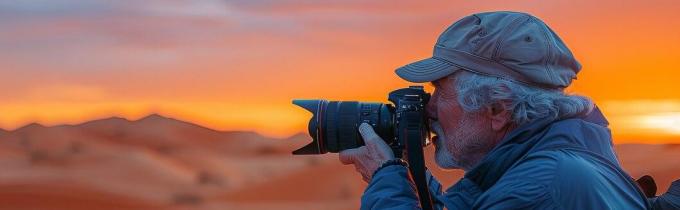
[{"x1": 487, "y1": 101, "x2": 512, "y2": 131}]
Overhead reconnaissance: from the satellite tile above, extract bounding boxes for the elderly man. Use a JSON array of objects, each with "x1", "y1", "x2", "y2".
[{"x1": 338, "y1": 11, "x2": 651, "y2": 209}]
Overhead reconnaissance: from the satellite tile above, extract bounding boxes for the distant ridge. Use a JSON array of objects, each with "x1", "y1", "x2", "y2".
[
  {"x1": 13, "y1": 122, "x2": 46, "y2": 132},
  {"x1": 0, "y1": 113, "x2": 307, "y2": 155},
  {"x1": 4, "y1": 113, "x2": 279, "y2": 139},
  {"x1": 135, "y1": 113, "x2": 169, "y2": 122}
]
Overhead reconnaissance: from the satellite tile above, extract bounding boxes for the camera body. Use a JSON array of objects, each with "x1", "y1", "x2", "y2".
[{"x1": 292, "y1": 86, "x2": 431, "y2": 157}]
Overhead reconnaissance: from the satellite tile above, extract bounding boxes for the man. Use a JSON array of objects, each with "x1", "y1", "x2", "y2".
[{"x1": 338, "y1": 11, "x2": 651, "y2": 209}]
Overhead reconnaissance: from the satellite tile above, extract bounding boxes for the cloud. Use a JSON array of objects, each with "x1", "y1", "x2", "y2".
[
  {"x1": 601, "y1": 100, "x2": 680, "y2": 142},
  {"x1": 1, "y1": 0, "x2": 680, "y2": 139},
  {"x1": 0, "y1": 0, "x2": 115, "y2": 20}
]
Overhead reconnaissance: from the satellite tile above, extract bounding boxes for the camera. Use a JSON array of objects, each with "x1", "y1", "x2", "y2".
[
  {"x1": 292, "y1": 86, "x2": 432, "y2": 157},
  {"x1": 292, "y1": 86, "x2": 436, "y2": 209}
]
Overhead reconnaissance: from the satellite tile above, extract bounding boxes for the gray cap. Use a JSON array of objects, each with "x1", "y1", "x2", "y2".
[{"x1": 396, "y1": 11, "x2": 581, "y2": 90}]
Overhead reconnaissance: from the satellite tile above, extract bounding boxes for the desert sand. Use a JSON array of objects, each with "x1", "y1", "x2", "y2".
[{"x1": 0, "y1": 115, "x2": 677, "y2": 210}]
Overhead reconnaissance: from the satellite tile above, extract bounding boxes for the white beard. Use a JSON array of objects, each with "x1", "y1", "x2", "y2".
[{"x1": 431, "y1": 121, "x2": 463, "y2": 170}]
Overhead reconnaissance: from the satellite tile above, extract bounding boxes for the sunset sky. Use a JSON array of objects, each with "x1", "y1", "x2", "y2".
[{"x1": 1, "y1": 0, "x2": 679, "y2": 143}]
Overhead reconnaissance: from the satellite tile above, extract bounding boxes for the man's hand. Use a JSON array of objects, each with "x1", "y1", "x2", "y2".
[{"x1": 339, "y1": 123, "x2": 396, "y2": 183}]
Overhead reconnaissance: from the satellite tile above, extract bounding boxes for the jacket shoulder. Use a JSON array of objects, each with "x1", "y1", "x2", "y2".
[
  {"x1": 472, "y1": 151, "x2": 561, "y2": 209},
  {"x1": 482, "y1": 149, "x2": 647, "y2": 210}
]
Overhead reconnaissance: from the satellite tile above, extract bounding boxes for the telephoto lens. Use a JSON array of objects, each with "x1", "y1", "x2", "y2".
[
  {"x1": 292, "y1": 86, "x2": 431, "y2": 155},
  {"x1": 291, "y1": 100, "x2": 394, "y2": 154}
]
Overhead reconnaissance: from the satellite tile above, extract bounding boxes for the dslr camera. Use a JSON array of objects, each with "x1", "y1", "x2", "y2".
[{"x1": 292, "y1": 86, "x2": 432, "y2": 158}]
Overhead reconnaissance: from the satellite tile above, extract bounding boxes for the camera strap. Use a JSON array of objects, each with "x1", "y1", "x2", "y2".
[{"x1": 404, "y1": 111, "x2": 435, "y2": 210}]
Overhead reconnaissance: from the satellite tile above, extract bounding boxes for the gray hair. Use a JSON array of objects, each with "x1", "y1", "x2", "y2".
[{"x1": 454, "y1": 71, "x2": 594, "y2": 126}]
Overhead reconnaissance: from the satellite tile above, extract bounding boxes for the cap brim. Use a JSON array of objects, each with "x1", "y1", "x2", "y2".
[{"x1": 395, "y1": 57, "x2": 461, "y2": 83}]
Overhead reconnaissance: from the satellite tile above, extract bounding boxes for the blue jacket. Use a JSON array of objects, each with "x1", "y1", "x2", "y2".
[{"x1": 361, "y1": 108, "x2": 651, "y2": 209}]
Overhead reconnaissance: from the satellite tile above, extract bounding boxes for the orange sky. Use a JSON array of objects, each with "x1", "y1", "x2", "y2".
[{"x1": 1, "y1": 0, "x2": 679, "y2": 143}]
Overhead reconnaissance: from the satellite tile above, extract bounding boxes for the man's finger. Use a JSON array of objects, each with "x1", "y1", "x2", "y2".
[
  {"x1": 338, "y1": 147, "x2": 366, "y2": 165},
  {"x1": 359, "y1": 123, "x2": 393, "y2": 153},
  {"x1": 359, "y1": 123, "x2": 381, "y2": 144}
]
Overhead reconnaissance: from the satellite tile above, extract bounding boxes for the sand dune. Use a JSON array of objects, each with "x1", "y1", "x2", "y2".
[
  {"x1": 215, "y1": 157, "x2": 365, "y2": 202},
  {"x1": 616, "y1": 144, "x2": 680, "y2": 192},
  {"x1": 0, "y1": 114, "x2": 343, "y2": 209},
  {"x1": 0, "y1": 114, "x2": 677, "y2": 210},
  {"x1": 0, "y1": 181, "x2": 167, "y2": 210}
]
